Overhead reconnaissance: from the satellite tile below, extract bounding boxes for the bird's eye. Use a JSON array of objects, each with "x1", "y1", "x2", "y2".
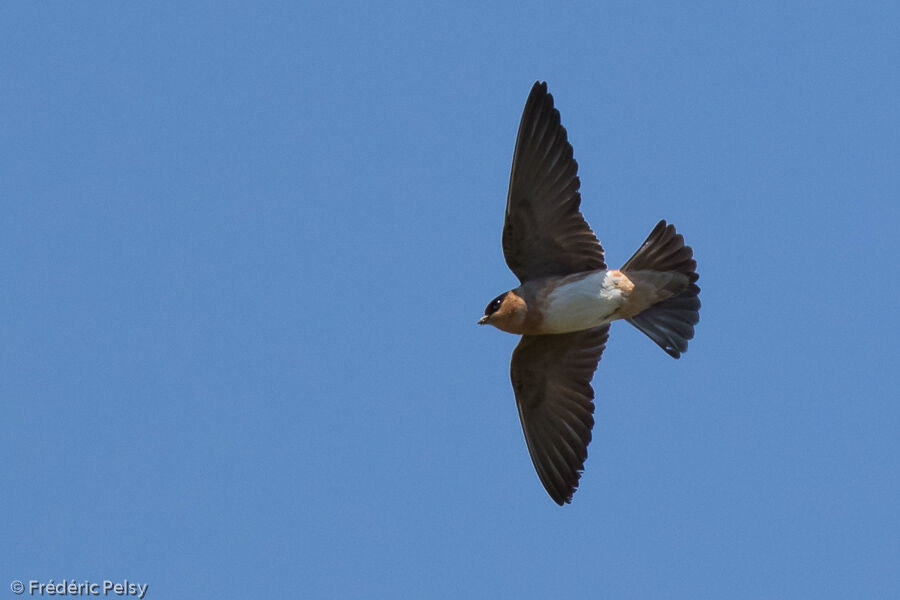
[{"x1": 485, "y1": 293, "x2": 507, "y2": 315}]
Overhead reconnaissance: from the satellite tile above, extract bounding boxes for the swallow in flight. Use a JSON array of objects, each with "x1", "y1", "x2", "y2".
[{"x1": 479, "y1": 82, "x2": 700, "y2": 505}]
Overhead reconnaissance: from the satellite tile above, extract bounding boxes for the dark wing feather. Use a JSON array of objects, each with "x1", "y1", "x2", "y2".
[
  {"x1": 502, "y1": 81, "x2": 606, "y2": 282},
  {"x1": 510, "y1": 326, "x2": 609, "y2": 505}
]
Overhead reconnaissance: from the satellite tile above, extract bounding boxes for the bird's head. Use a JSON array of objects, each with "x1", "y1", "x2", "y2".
[{"x1": 478, "y1": 290, "x2": 527, "y2": 333}]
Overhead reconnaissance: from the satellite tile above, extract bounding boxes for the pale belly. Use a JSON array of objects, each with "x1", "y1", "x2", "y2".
[{"x1": 540, "y1": 271, "x2": 629, "y2": 334}]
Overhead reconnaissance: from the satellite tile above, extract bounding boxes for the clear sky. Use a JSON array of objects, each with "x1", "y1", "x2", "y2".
[{"x1": 2, "y1": 2, "x2": 899, "y2": 598}]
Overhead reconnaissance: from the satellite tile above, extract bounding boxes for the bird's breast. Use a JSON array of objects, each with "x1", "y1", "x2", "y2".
[{"x1": 536, "y1": 270, "x2": 632, "y2": 334}]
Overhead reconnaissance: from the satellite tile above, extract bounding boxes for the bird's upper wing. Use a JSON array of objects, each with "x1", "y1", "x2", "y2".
[
  {"x1": 503, "y1": 81, "x2": 606, "y2": 283},
  {"x1": 510, "y1": 325, "x2": 609, "y2": 505}
]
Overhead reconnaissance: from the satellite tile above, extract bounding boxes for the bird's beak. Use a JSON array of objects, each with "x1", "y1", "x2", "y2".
[{"x1": 477, "y1": 315, "x2": 488, "y2": 325}]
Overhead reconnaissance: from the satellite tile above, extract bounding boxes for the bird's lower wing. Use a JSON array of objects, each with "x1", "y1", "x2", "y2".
[{"x1": 510, "y1": 325, "x2": 609, "y2": 505}]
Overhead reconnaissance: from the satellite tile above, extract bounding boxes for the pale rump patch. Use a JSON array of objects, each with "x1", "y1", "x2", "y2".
[{"x1": 608, "y1": 270, "x2": 635, "y2": 293}]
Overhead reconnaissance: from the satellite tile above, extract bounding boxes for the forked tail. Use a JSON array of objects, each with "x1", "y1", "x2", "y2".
[{"x1": 621, "y1": 220, "x2": 700, "y2": 358}]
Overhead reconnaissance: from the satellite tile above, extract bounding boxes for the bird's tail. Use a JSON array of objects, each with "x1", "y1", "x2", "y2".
[{"x1": 621, "y1": 220, "x2": 700, "y2": 358}]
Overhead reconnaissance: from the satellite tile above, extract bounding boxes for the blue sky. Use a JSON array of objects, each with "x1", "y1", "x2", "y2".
[{"x1": 2, "y1": 2, "x2": 899, "y2": 598}]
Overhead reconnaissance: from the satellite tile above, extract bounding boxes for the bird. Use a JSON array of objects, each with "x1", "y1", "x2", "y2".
[{"x1": 479, "y1": 81, "x2": 700, "y2": 505}]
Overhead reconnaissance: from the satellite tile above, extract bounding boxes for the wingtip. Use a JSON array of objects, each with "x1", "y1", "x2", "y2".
[
  {"x1": 546, "y1": 486, "x2": 572, "y2": 506},
  {"x1": 529, "y1": 80, "x2": 549, "y2": 99},
  {"x1": 552, "y1": 486, "x2": 578, "y2": 506}
]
